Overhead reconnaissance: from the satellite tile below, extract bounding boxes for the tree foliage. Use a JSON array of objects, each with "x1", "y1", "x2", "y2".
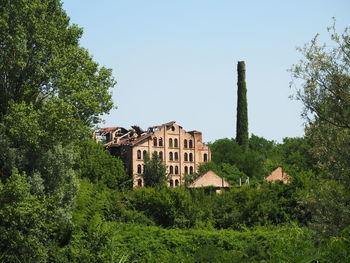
[
  {"x1": 0, "y1": 0, "x2": 115, "y2": 126},
  {"x1": 142, "y1": 151, "x2": 167, "y2": 187},
  {"x1": 290, "y1": 21, "x2": 350, "y2": 184},
  {"x1": 291, "y1": 21, "x2": 350, "y2": 238}
]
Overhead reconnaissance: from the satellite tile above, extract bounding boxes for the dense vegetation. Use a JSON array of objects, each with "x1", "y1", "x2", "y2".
[{"x1": 0, "y1": 1, "x2": 349, "y2": 262}]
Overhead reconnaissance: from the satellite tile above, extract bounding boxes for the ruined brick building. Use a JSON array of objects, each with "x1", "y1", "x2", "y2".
[{"x1": 94, "y1": 121, "x2": 211, "y2": 187}]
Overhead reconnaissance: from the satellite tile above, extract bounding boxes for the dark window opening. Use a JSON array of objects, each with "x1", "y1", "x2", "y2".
[
  {"x1": 184, "y1": 139, "x2": 188, "y2": 148},
  {"x1": 170, "y1": 166, "x2": 173, "y2": 174},
  {"x1": 175, "y1": 166, "x2": 179, "y2": 174},
  {"x1": 137, "y1": 179, "x2": 142, "y2": 187},
  {"x1": 143, "y1": 150, "x2": 147, "y2": 160},
  {"x1": 189, "y1": 140, "x2": 193, "y2": 148},
  {"x1": 170, "y1": 179, "x2": 174, "y2": 187},
  {"x1": 169, "y1": 152, "x2": 173, "y2": 161},
  {"x1": 169, "y1": 138, "x2": 173, "y2": 147},
  {"x1": 137, "y1": 150, "x2": 141, "y2": 159},
  {"x1": 190, "y1": 166, "x2": 194, "y2": 174},
  {"x1": 137, "y1": 165, "x2": 142, "y2": 174},
  {"x1": 159, "y1": 137, "x2": 163, "y2": 146},
  {"x1": 184, "y1": 153, "x2": 188, "y2": 161},
  {"x1": 189, "y1": 153, "x2": 193, "y2": 162},
  {"x1": 174, "y1": 138, "x2": 178, "y2": 148},
  {"x1": 153, "y1": 137, "x2": 157, "y2": 146},
  {"x1": 174, "y1": 152, "x2": 178, "y2": 161},
  {"x1": 204, "y1": 153, "x2": 208, "y2": 162},
  {"x1": 175, "y1": 179, "x2": 179, "y2": 186}
]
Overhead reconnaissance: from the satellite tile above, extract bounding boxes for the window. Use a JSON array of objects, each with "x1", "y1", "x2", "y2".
[
  {"x1": 170, "y1": 179, "x2": 174, "y2": 188},
  {"x1": 175, "y1": 166, "x2": 179, "y2": 174},
  {"x1": 137, "y1": 164, "x2": 142, "y2": 174},
  {"x1": 143, "y1": 150, "x2": 147, "y2": 160},
  {"x1": 184, "y1": 166, "x2": 188, "y2": 174},
  {"x1": 170, "y1": 166, "x2": 173, "y2": 174},
  {"x1": 175, "y1": 179, "x2": 179, "y2": 186},
  {"x1": 171, "y1": 126, "x2": 175, "y2": 131},
  {"x1": 189, "y1": 140, "x2": 193, "y2": 148},
  {"x1": 174, "y1": 152, "x2": 178, "y2": 161},
  {"x1": 137, "y1": 179, "x2": 142, "y2": 187},
  {"x1": 153, "y1": 137, "x2": 157, "y2": 146},
  {"x1": 174, "y1": 138, "x2": 178, "y2": 148},
  {"x1": 184, "y1": 153, "x2": 188, "y2": 161},
  {"x1": 159, "y1": 137, "x2": 163, "y2": 146},
  {"x1": 142, "y1": 164, "x2": 145, "y2": 173},
  {"x1": 204, "y1": 153, "x2": 208, "y2": 162},
  {"x1": 159, "y1": 151, "x2": 163, "y2": 160},
  {"x1": 184, "y1": 139, "x2": 188, "y2": 148},
  {"x1": 154, "y1": 151, "x2": 158, "y2": 158},
  {"x1": 169, "y1": 152, "x2": 173, "y2": 161},
  {"x1": 189, "y1": 153, "x2": 193, "y2": 162},
  {"x1": 190, "y1": 166, "x2": 193, "y2": 174},
  {"x1": 169, "y1": 138, "x2": 173, "y2": 147},
  {"x1": 137, "y1": 150, "x2": 141, "y2": 159}
]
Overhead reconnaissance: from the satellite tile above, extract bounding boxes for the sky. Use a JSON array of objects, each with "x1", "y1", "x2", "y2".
[{"x1": 62, "y1": 0, "x2": 350, "y2": 143}]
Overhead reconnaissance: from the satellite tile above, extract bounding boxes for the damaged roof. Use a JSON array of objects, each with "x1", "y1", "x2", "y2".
[{"x1": 97, "y1": 121, "x2": 180, "y2": 148}]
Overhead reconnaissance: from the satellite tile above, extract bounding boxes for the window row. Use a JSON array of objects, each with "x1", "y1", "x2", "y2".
[
  {"x1": 137, "y1": 150, "x2": 207, "y2": 162},
  {"x1": 152, "y1": 137, "x2": 194, "y2": 148},
  {"x1": 138, "y1": 164, "x2": 194, "y2": 175},
  {"x1": 137, "y1": 150, "x2": 164, "y2": 160}
]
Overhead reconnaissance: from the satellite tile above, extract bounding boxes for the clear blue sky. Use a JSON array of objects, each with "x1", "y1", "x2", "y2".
[{"x1": 62, "y1": 0, "x2": 349, "y2": 143}]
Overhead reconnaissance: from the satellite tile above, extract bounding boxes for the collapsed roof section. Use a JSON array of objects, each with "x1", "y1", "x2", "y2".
[{"x1": 94, "y1": 121, "x2": 178, "y2": 147}]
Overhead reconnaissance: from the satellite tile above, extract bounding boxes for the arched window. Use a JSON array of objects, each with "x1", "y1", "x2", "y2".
[
  {"x1": 184, "y1": 166, "x2": 188, "y2": 174},
  {"x1": 170, "y1": 179, "x2": 174, "y2": 188},
  {"x1": 174, "y1": 138, "x2": 178, "y2": 148},
  {"x1": 159, "y1": 151, "x2": 163, "y2": 160},
  {"x1": 137, "y1": 150, "x2": 141, "y2": 159},
  {"x1": 190, "y1": 166, "x2": 193, "y2": 174},
  {"x1": 169, "y1": 138, "x2": 173, "y2": 147},
  {"x1": 189, "y1": 153, "x2": 193, "y2": 162},
  {"x1": 159, "y1": 137, "x2": 163, "y2": 146},
  {"x1": 204, "y1": 153, "x2": 208, "y2": 162},
  {"x1": 175, "y1": 166, "x2": 179, "y2": 174},
  {"x1": 169, "y1": 152, "x2": 173, "y2": 161},
  {"x1": 175, "y1": 179, "x2": 179, "y2": 186},
  {"x1": 142, "y1": 164, "x2": 145, "y2": 173},
  {"x1": 174, "y1": 152, "x2": 178, "y2": 161},
  {"x1": 153, "y1": 137, "x2": 157, "y2": 146},
  {"x1": 137, "y1": 164, "x2": 142, "y2": 174},
  {"x1": 184, "y1": 153, "x2": 188, "y2": 161},
  {"x1": 137, "y1": 179, "x2": 142, "y2": 187},
  {"x1": 143, "y1": 150, "x2": 147, "y2": 160},
  {"x1": 184, "y1": 139, "x2": 188, "y2": 148},
  {"x1": 189, "y1": 140, "x2": 193, "y2": 148},
  {"x1": 171, "y1": 126, "x2": 175, "y2": 131},
  {"x1": 170, "y1": 166, "x2": 173, "y2": 174}
]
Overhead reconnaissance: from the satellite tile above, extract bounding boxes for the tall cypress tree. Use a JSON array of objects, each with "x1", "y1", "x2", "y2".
[{"x1": 236, "y1": 61, "x2": 248, "y2": 149}]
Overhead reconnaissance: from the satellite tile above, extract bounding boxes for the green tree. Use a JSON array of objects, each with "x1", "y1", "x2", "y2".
[
  {"x1": 0, "y1": 170, "x2": 55, "y2": 262},
  {"x1": 236, "y1": 61, "x2": 249, "y2": 149},
  {"x1": 78, "y1": 139, "x2": 130, "y2": 189},
  {"x1": 0, "y1": 0, "x2": 115, "y2": 124},
  {"x1": 142, "y1": 151, "x2": 167, "y2": 187},
  {"x1": 290, "y1": 21, "x2": 350, "y2": 184},
  {"x1": 290, "y1": 21, "x2": 350, "y2": 237}
]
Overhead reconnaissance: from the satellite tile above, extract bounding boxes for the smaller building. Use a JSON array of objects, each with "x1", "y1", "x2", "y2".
[
  {"x1": 265, "y1": 167, "x2": 290, "y2": 184},
  {"x1": 188, "y1": 170, "x2": 230, "y2": 192}
]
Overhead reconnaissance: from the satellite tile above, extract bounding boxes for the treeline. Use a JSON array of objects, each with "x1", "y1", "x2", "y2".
[{"x1": 0, "y1": 1, "x2": 349, "y2": 262}]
